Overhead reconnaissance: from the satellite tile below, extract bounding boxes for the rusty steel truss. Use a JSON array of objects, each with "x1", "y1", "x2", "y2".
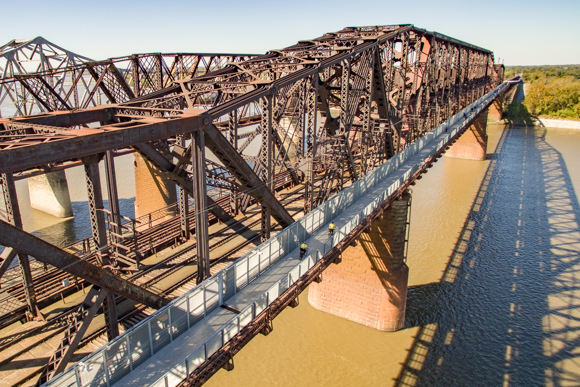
[
  {"x1": 0, "y1": 24, "x2": 503, "y2": 385},
  {"x1": 0, "y1": 36, "x2": 255, "y2": 117}
]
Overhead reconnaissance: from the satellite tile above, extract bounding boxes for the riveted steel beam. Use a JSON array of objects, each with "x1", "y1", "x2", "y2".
[
  {"x1": 0, "y1": 111, "x2": 206, "y2": 174},
  {"x1": 203, "y1": 122, "x2": 294, "y2": 228},
  {"x1": 0, "y1": 219, "x2": 168, "y2": 309}
]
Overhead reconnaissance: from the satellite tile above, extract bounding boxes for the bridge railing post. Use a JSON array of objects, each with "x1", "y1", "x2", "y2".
[
  {"x1": 74, "y1": 367, "x2": 81, "y2": 386},
  {"x1": 246, "y1": 257, "x2": 250, "y2": 287},
  {"x1": 125, "y1": 335, "x2": 133, "y2": 372},
  {"x1": 202, "y1": 285, "x2": 207, "y2": 318},
  {"x1": 168, "y1": 306, "x2": 173, "y2": 342},
  {"x1": 102, "y1": 351, "x2": 110, "y2": 387},
  {"x1": 148, "y1": 320, "x2": 154, "y2": 357},
  {"x1": 233, "y1": 264, "x2": 237, "y2": 296}
]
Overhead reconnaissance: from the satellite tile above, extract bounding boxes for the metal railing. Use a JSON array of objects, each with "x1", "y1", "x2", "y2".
[{"x1": 43, "y1": 84, "x2": 507, "y2": 387}]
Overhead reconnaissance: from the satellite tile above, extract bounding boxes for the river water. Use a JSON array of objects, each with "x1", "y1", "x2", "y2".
[
  {"x1": 201, "y1": 125, "x2": 580, "y2": 387},
  {"x1": 1, "y1": 155, "x2": 136, "y2": 250},
  {"x1": 7, "y1": 124, "x2": 580, "y2": 386}
]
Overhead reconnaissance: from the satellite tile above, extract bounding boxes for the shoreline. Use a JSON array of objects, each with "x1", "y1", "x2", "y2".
[
  {"x1": 534, "y1": 117, "x2": 580, "y2": 129},
  {"x1": 489, "y1": 117, "x2": 580, "y2": 129}
]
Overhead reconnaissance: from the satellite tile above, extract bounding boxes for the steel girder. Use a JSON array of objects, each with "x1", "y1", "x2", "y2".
[{"x1": 0, "y1": 219, "x2": 168, "y2": 309}]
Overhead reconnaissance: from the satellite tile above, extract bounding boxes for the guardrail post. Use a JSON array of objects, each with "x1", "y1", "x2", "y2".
[
  {"x1": 102, "y1": 351, "x2": 111, "y2": 387},
  {"x1": 148, "y1": 320, "x2": 154, "y2": 356},
  {"x1": 218, "y1": 274, "x2": 223, "y2": 306},
  {"x1": 168, "y1": 308, "x2": 173, "y2": 342},
  {"x1": 126, "y1": 336, "x2": 133, "y2": 371},
  {"x1": 74, "y1": 366, "x2": 81, "y2": 387},
  {"x1": 233, "y1": 265, "x2": 237, "y2": 295},
  {"x1": 186, "y1": 296, "x2": 191, "y2": 329},
  {"x1": 203, "y1": 285, "x2": 207, "y2": 317}
]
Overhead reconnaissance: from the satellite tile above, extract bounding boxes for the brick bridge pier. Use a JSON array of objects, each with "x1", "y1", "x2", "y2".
[{"x1": 309, "y1": 108, "x2": 493, "y2": 331}]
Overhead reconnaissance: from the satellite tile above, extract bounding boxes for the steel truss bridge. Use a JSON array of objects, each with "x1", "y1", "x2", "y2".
[{"x1": 0, "y1": 25, "x2": 514, "y2": 386}]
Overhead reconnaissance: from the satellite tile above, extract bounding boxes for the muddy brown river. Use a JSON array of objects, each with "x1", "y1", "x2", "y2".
[
  {"x1": 8, "y1": 124, "x2": 580, "y2": 386},
  {"x1": 203, "y1": 125, "x2": 580, "y2": 387}
]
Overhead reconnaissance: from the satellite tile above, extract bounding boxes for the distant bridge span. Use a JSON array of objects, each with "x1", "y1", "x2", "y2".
[{"x1": 0, "y1": 25, "x2": 519, "y2": 386}]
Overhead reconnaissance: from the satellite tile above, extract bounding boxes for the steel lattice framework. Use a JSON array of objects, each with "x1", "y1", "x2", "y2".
[
  {"x1": 0, "y1": 25, "x2": 505, "y2": 384},
  {"x1": 0, "y1": 24, "x2": 502, "y2": 202},
  {"x1": 0, "y1": 22, "x2": 504, "y2": 262},
  {"x1": 0, "y1": 36, "x2": 255, "y2": 117},
  {"x1": 0, "y1": 23, "x2": 505, "y2": 269}
]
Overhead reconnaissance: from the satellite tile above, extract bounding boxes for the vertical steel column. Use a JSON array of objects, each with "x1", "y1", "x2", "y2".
[
  {"x1": 131, "y1": 57, "x2": 141, "y2": 97},
  {"x1": 102, "y1": 290, "x2": 119, "y2": 340},
  {"x1": 71, "y1": 67, "x2": 80, "y2": 109},
  {"x1": 179, "y1": 186, "x2": 190, "y2": 240},
  {"x1": 360, "y1": 50, "x2": 375, "y2": 176},
  {"x1": 339, "y1": 59, "x2": 351, "y2": 134},
  {"x1": 192, "y1": 130, "x2": 210, "y2": 283},
  {"x1": 82, "y1": 155, "x2": 107, "y2": 260},
  {"x1": 259, "y1": 95, "x2": 273, "y2": 242},
  {"x1": 304, "y1": 76, "x2": 318, "y2": 214},
  {"x1": 297, "y1": 80, "x2": 307, "y2": 159},
  {"x1": 178, "y1": 136, "x2": 190, "y2": 240},
  {"x1": 104, "y1": 150, "x2": 122, "y2": 247},
  {"x1": 0, "y1": 173, "x2": 38, "y2": 318},
  {"x1": 435, "y1": 41, "x2": 443, "y2": 126},
  {"x1": 339, "y1": 59, "x2": 350, "y2": 192},
  {"x1": 154, "y1": 54, "x2": 164, "y2": 91},
  {"x1": 229, "y1": 110, "x2": 239, "y2": 216},
  {"x1": 102, "y1": 151, "x2": 121, "y2": 340}
]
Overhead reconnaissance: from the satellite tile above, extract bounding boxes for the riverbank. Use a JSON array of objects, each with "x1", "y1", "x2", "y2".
[
  {"x1": 489, "y1": 117, "x2": 580, "y2": 129},
  {"x1": 534, "y1": 117, "x2": 580, "y2": 129}
]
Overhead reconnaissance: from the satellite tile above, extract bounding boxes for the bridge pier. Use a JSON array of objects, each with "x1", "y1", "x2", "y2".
[
  {"x1": 28, "y1": 170, "x2": 73, "y2": 218},
  {"x1": 487, "y1": 96, "x2": 503, "y2": 121},
  {"x1": 308, "y1": 193, "x2": 411, "y2": 331},
  {"x1": 445, "y1": 110, "x2": 488, "y2": 161},
  {"x1": 134, "y1": 151, "x2": 177, "y2": 220}
]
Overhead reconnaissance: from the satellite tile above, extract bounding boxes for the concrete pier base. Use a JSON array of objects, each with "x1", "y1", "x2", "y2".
[
  {"x1": 445, "y1": 110, "x2": 488, "y2": 161},
  {"x1": 308, "y1": 193, "x2": 411, "y2": 331},
  {"x1": 488, "y1": 97, "x2": 503, "y2": 121},
  {"x1": 134, "y1": 152, "x2": 177, "y2": 219},
  {"x1": 28, "y1": 170, "x2": 73, "y2": 218}
]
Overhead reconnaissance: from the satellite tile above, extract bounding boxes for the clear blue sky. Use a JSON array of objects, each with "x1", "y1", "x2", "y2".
[{"x1": 1, "y1": 0, "x2": 578, "y2": 66}]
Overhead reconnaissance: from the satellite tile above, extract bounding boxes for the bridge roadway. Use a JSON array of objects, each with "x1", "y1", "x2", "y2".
[{"x1": 42, "y1": 82, "x2": 510, "y2": 387}]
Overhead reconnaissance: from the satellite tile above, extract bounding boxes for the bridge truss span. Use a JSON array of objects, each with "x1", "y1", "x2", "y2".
[
  {"x1": 0, "y1": 37, "x2": 257, "y2": 117},
  {"x1": 42, "y1": 81, "x2": 514, "y2": 387},
  {"x1": 0, "y1": 24, "x2": 503, "y2": 237},
  {"x1": 0, "y1": 24, "x2": 510, "y2": 386}
]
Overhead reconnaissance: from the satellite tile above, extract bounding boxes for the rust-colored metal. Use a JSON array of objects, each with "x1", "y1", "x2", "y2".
[{"x1": 0, "y1": 219, "x2": 168, "y2": 309}]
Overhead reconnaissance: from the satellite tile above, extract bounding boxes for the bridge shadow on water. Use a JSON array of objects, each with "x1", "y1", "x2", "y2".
[{"x1": 395, "y1": 126, "x2": 580, "y2": 386}]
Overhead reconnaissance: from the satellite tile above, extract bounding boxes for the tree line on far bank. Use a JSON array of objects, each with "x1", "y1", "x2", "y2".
[{"x1": 504, "y1": 65, "x2": 580, "y2": 120}]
